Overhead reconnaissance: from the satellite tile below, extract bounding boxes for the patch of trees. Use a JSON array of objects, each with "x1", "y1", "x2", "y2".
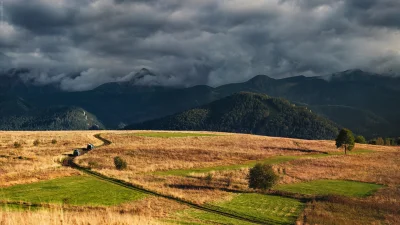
[
  {"x1": 0, "y1": 106, "x2": 104, "y2": 130},
  {"x1": 368, "y1": 137, "x2": 400, "y2": 146},
  {"x1": 128, "y1": 92, "x2": 339, "y2": 140}
]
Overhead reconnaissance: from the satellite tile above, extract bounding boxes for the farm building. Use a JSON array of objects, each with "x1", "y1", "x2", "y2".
[
  {"x1": 87, "y1": 143, "x2": 95, "y2": 150},
  {"x1": 73, "y1": 149, "x2": 81, "y2": 156}
]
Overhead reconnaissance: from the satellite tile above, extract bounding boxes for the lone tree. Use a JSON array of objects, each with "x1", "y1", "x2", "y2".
[
  {"x1": 336, "y1": 128, "x2": 355, "y2": 155},
  {"x1": 248, "y1": 163, "x2": 278, "y2": 191}
]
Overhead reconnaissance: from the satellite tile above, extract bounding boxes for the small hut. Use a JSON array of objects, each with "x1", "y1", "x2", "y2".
[
  {"x1": 87, "y1": 143, "x2": 95, "y2": 150},
  {"x1": 73, "y1": 149, "x2": 81, "y2": 156}
]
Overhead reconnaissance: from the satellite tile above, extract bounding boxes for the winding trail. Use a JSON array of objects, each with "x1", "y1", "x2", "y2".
[{"x1": 64, "y1": 133, "x2": 278, "y2": 225}]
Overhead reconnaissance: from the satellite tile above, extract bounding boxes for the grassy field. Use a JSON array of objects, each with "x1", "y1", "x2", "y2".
[
  {"x1": 0, "y1": 130, "x2": 399, "y2": 224},
  {"x1": 173, "y1": 193, "x2": 303, "y2": 225},
  {"x1": 155, "y1": 149, "x2": 375, "y2": 176},
  {"x1": 171, "y1": 209, "x2": 255, "y2": 225},
  {"x1": 131, "y1": 132, "x2": 219, "y2": 138},
  {"x1": 211, "y1": 193, "x2": 303, "y2": 224},
  {"x1": 0, "y1": 175, "x2": 147, "y2": 206},
  {"x1": 275, "y1": 180, "x2": 383, "y2": 197}
]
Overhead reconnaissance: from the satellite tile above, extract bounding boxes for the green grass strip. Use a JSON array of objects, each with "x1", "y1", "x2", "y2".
[
  {"x1": 0, "y1": 176, "x2": 147, "y2": 206},
  {"x1": 173, "y1": 193, "x2": 303, "y2": 225},
  {"x1": 275, "y1": 179, "x2": 383, "y2": 197}
]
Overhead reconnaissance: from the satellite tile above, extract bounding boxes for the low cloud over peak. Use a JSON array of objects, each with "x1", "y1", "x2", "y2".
[{"x1": 1, "y1": 0, "x2": 400, "y2": 90}]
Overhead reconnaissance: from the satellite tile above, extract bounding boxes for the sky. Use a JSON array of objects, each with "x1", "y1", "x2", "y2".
[{"x1": 0, "y1": 0, "x2": 400, "y2": 91}]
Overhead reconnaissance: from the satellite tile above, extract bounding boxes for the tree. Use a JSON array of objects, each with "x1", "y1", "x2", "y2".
[
  {"x1": 376, "y1": 137, "x2": 384, "y2": 145},
  {"x1": 384, "y1": 138, "x2": 392, "y2": 146},
  {"x1": 248, "y1": 163, "x2": 278, "y2": 191},
  {"x1": 113, "y1": 156, "x2": 127, "y2": 170},
  {"x1": 355, "y1": 135, "x2": 366, "y2": 144},
  {"x1": 335, "y1": 128, "x2": 355, "y2": 155},
  {"x1": 397, "y1": 138, "x2": 400, "y2": 146}
]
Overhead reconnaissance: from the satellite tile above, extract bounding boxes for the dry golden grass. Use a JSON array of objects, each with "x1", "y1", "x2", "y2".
[
  {"x1": 282, "y1": 151, "x2": 400, "y2": 185},
  {"x1": 299, "y1": 186, "x2": 400, "y2": 225},
  {"x1": 0, "y1": 131, "x2": 105, "y2": 186},
  {"x1": 1, "y1": 130, "x2": 399, "y2": 224},
  {"x1": 77, "y1": 131, "x2": 398, "y2": 204},
  {"x1": 0, "y1": 209, "x2": 160, "y2": 225},
  {"x1": 79, "y1": 131, "x2": 338, "y2": 173},
  {"x1": 0, "y1": 196, "x2": 186, "y2": 225}
]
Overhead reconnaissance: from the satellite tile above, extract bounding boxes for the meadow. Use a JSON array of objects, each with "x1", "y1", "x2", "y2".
[{"x1": 0, "y1": 130, "x2": 399, "y2": 224}]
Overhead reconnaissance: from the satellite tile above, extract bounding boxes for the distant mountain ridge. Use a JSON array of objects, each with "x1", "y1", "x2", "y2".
[
  {"x1": 0, "y1": 96, "x2": 104, "y2": 130},
  {"x1": 0, "y1": 69, "x2": 399, "y2": 137},
  {"x1": 126, "y1": 92, "x2": 339, "y2": 140}
]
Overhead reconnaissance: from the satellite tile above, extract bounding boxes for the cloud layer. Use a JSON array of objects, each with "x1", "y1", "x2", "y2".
[{"x1": 1, "y1": 0, "x2": 400, "y2": 91}]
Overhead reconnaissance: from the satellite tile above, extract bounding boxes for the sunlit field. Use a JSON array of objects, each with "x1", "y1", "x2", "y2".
[{"x1": 0, "y1": 130, "x2": 399, "y2": 224}]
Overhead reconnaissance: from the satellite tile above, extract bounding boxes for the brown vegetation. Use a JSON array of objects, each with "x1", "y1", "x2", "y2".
[
  {"x1": 0, "y1": 131, "x2": 104, "y2": 186},
  {"x1": 1, "y1": 130, "x2": 399, "y2": 224}
]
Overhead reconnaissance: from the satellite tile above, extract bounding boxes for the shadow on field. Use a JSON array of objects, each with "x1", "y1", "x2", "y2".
[
  {"x1": 168, "y1": 184, "x2": 250, "y2": 194},
  {"x1": 264, "y1": 147, "x2": 328, "y2": 154}
]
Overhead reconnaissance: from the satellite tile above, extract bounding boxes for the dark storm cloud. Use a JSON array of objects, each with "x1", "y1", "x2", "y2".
[{"x1": 1, "y1": 0, "x2": 400, "y2": 91}]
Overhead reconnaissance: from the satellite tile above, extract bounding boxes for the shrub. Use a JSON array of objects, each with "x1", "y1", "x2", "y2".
[
  {"x1": 224, "y1": 172, "x2": 234, "y2": 187},
  {"x1": 355, "y1": 135, "x2": 366, "y2": 144},
  {"x1": 14, "y1": 142, "x2": 21, "y2": 148},
  {"x1": 33, "y1": 139, "x2": 40, "y2": 146},
  {"x1": 248, "y1": 163, "x2": 278, "y2": 191},
  {"x1": 88, "y1": 161, "x2": 99, "y2": 169},
  {"x1": 204, "y1": 173, "x2": 213, "y2": 185},
  {"x1": 51, "y1": 139, "x2": 57, "y2": 144},
  {"x1": 113, "y1": 156, "x2": 127, "y2": 170}
]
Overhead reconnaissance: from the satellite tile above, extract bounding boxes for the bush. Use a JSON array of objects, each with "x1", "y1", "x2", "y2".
[
  {"x1": 113, "y1": 156, "x2": 127, "y2": 170},
  {"x1": 224, "y1": 172, "x2": 234, "y2": 187},
  {"x1": 204, "y1": 173, "x2": 213, "y2": 185},
  {"x1": 355, "y1": 135, "x2": 366, "y2": 144},
  {"x1": 248, "y1": 163, "x2": 278, "y2": 191},
  {"x1": 14, "y1": 142, "x2": 21, "y2": 148},
  {"x1": 33, "y1": 139, "x2": 40, "y2": 146},
  {"x1": 51, "y1": 139, "x2": 57, "y2": 144},
  {"x1": 88, "y1": 161, "x2": 99, "y2": 169}
]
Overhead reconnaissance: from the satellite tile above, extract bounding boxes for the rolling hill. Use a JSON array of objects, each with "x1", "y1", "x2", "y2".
[
  {"x1": 126, "y1": 92, "x2": 339, "y2": 140},
  {"x1": 0, "y1": 101, "x2": 104, "y2": 130}
]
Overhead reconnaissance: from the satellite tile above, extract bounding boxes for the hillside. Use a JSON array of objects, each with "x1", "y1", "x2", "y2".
[
  {"x1": 0, "y1": 106, "x2": 104, "y2": 130},
  {"x1": 127, "y1": 92, "x2": 339, "y2": 140}
]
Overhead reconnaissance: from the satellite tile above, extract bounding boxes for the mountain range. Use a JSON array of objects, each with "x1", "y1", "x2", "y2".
[{"x1": 0, "y1": 68, "x2": 399, "y2": 138}]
